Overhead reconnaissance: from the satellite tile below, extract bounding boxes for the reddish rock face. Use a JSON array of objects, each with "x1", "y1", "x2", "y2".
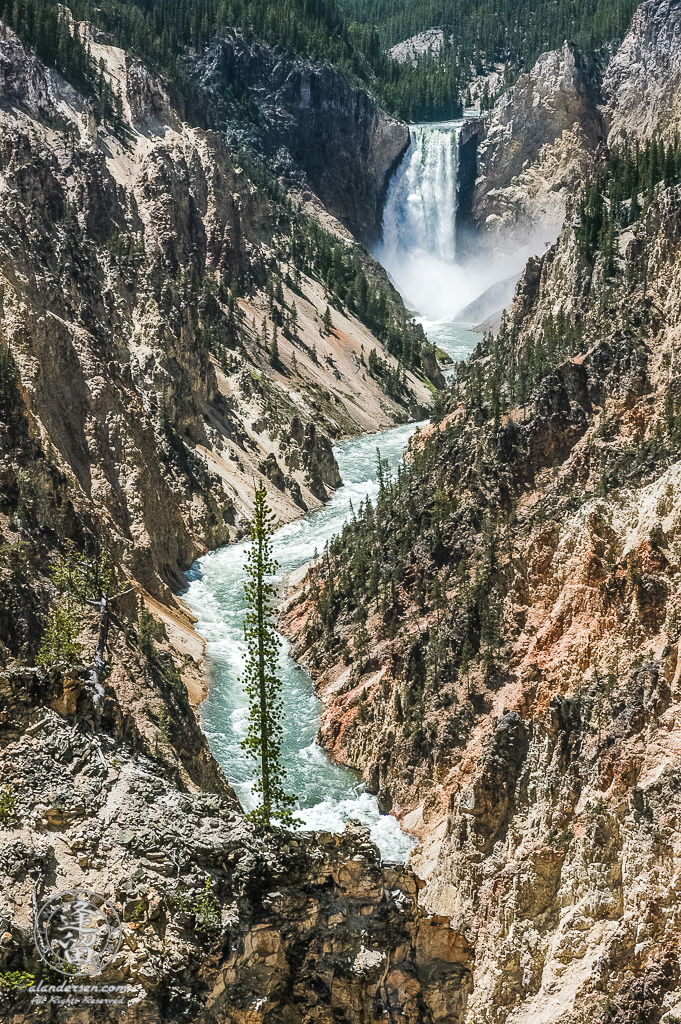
[{"x1": 280, "y1": 44, "x2": 681, "y2": 1014}]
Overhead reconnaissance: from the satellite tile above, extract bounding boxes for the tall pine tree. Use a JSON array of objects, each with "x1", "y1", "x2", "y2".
[{"x1": 241, "y1": 484, "x2": 296, "y2": 828}]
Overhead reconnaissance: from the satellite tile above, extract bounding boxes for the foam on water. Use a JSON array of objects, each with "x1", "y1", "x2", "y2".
[{"x1": 183, "y1": 421, "x2": 423, "y2": 862}]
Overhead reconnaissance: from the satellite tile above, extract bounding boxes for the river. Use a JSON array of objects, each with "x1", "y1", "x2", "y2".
[
  {"x1": 183, "y1": 422, "x2": 425, "y2": 861},
  {"x1": 183, "y1": 122, "x2": 484, "y2": 862}
]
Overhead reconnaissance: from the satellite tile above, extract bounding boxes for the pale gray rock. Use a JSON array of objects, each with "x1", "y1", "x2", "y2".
[
  {"x1": 602, "y1": 0, "x2": 681, "y2": 143},
  {"x1": 472, "y1": 41, "x2": 603, "y2": 251},
  {"x1": 389, "y1": 29, "x2": 447, "y2": 67}
]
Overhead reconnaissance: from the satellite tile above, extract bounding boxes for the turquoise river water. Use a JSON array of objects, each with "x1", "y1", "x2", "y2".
[
  {"x1": 182, "y1": 322, "x2": 476, "y2": 862},
  {"x1": 183, "y1": 115, "x2": 481, "y2": 860}
]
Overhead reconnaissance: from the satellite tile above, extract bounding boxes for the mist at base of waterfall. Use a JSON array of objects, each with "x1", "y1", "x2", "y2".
[
  {"x1": 376, "y1": 120, "x2": 538, "y2": 327},
  {"x1": 375, "y1": 245, "x2": 524, "y2": 324}
]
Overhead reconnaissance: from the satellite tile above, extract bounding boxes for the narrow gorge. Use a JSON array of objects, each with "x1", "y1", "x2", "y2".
[{"x1": 1, "y1": 0, "x2": 681, "y2": 1022}]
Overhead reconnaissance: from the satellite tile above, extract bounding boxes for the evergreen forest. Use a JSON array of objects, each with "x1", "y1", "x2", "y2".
[{"x1": 1, "y1": 0, "x2": 640, "y2": 122}]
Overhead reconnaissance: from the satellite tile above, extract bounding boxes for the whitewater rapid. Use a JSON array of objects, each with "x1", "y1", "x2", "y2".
[{"x1": 183, "y1": 422, "x2": 423, "y2": 862}]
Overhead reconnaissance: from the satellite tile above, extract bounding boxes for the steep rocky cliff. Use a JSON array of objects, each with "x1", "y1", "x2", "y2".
[
  {"x1": 0, "y1": 24, "x2": 432, "y2": 608},
  {"x1": 282, "y1": 104, "x2": 681, "y2": 1021},
  {"x1": 470, "y1": 0, "x2": 681, "y2": 254},
  {"x1": 472, "y1": 42, "x2": 603, "y2": 250},
  {"x1": 195, "y1": 33, "x2": 409, "y2": 243},
  {"x1": 0, "y1": 20, "x2": 460, "y2": 1021},
  {"x1": 602, "y1": 0, "x2": 681, "y2": 144}
]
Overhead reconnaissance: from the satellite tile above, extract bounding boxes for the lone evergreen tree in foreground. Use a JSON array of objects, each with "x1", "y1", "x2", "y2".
[{"x1": 241, "y1": 484, "x2": 297, "y2": 828}]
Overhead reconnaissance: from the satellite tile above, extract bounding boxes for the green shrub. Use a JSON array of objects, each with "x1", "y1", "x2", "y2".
[
  {"x1": 193, "y1": 878, "x2": 221, "y2": 934},
  {"x1": 137, "y1": 607, "x2": 165, "y2": 660},
  {"x1": 0, "y1": 541, "x2": 35, "y2": 577},
  {"x1": 0, "y1": 785, "x2": 16, "y2": 823},
  {"x1": 0, "y1": 970, "x2": 34, "y2": 991},
  {"x1": 171, "y1": 878, "x2": 221, "y2": 936},
  {"x1": 36, "y1": 598, "x2": 83, "y2": 667},
  {"x1": 547, "y1": 828, "x2": 574, "y2": 851},
  {"x1": 0, "y1": 346, "x2": 21, "y2": 425},
  {"x1": 157, "y1": 706, "x2": 173, "y2": 747},
  {"x1": 14, "y1": 465, "x2": 71, "y2": 536},
  {"x1": 649, "y1": 523, "x2": 665, "y2": 549}
]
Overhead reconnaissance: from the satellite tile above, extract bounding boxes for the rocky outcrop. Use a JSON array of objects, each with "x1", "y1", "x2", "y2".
[
  {"x1": 195, "y1": 33, "x2": 409, "y2": 242},
  {"x1": 602, "y1": 0, "x2": 681, "y2": 144},
  {"x1": 389, "y1": 29, "x2": 447, "y2": 66},
  {"x1": 420, "y1": 346, "x2": 447, "y2": 391},
  {"x1": 470, "y1": 0, "x2": 681, "y2": 254},
  {"x1": 472, "y1": 41, "x2": 603, "y2": 250},
  {"x1": 0, "y1": 662, "x2": 470, "y2": 1023},
  {"x1": 432, "y1": 657, "x2": 681, "y2": 1023}
]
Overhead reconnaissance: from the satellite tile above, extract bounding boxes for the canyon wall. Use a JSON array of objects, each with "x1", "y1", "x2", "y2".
[
  {"x1": 5, "y1": 1, "x2": 681, "y2": 1021},
  {"x1": 0, "y1": 23, "x2": 459, "y2": 1022},
  {"x1": 472, "y1": 42, "x2": 603, "y2": 251},
  {"x1": 195, "y1": 33, "x2": 410, "y2": 243},
  {"x1": 470, "y1": 0, "x2": 681, "y2": 254},
  {"x1": 282, "y1": 7, "x2": 681, "y2": 1009},
  {"x1": 0, "y1": 25, "x2": 430, "y2": 611}
]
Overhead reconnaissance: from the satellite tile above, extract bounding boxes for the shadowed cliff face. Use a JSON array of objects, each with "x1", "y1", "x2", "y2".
[{"x1": 195, "y1": 33, "x2": 410, "y2": 243}]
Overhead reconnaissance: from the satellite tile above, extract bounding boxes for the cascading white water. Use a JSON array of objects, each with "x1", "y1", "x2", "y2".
[
  {"x1": 382, "y1": 122, "x2": 459, "y2": 266},
  {"x1": 376, "y1": 121, "x2": 470, "y2": 327},
  {"x1": 375, "y1": 119, "x2": 518, "y2": 354}
]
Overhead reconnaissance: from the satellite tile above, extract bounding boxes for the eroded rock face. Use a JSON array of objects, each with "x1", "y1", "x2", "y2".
[
  {"x1": 470, "y1": 0, "x2": 681, "y2": 254},
  {"x1": 602, "y1": 0, "x2": 681, "y2": 144},
  {"x1": 472, "y1": 41, "x2": 603, "y2": 250},
  {"x1": 195, "y1": 33, "x2": 409, "y2": 242},
  {"x1": 0, "y1": 26, "x2": 430, "y2": 602},
  {"x1": 281, "y1": 148, "x2": 681, "y2": 1021},
  {"x1": 0, "y1": 665, "x2": 469, "y2": 1024},
  {"x1": 457, "y1": 712, "x2": 529, "y2": 854},
  {"x1": 432, "y1": 654, "x2": 681, "y2": 1023}
]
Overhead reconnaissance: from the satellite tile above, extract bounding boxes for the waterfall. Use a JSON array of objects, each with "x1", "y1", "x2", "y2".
[
  {"x1": 375, "y1": 120, "x2": 471, "y2": 322},
  {"x1": 375, "y1": 118, "x2": 526, "y2": 357},
  {"x1": 382, "y1": 123, "x2": 460, "y2": 265}
]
